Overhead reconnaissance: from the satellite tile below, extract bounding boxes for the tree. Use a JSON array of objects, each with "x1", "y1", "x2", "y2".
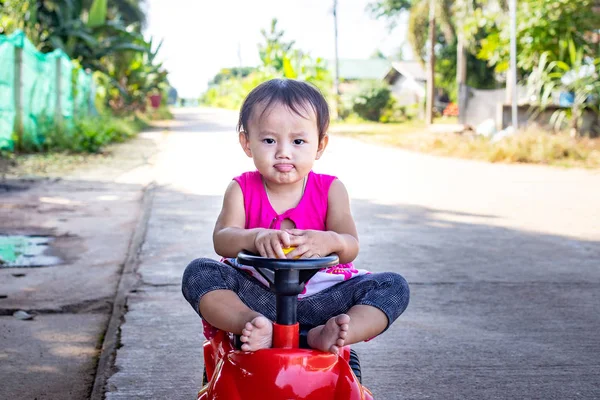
[
  {"x1": 1, "y1": 0, "x2": 168, "y2": 113},
  {"x1": 105, "y1": 36, "x2": 169, "y2": 113},
  {"x1": 369, "y1": 0, "x2": 454, "y2": 63},
  {"x1": 108, "y1": 0, "x2": 147, "y2": 29},
  {"x1": 526, "y1": 42, "x2": 600, "y2": 137},
  {"x1": 367, "y1": 0, "x2": 413, "y2": 22},
  {"x1": 258, "y1": 19, "x2": 295, "y2": 73},
  {"x1": 369, "y1": 0, "x2": 496, "y2": 89},
  {"x1": 463, "y1": 0, "x2": 600, "y2": 74},
  {"x1": 0, "y1": 0, "x2": 149, "y2": 69},
  {"x1": 390, "y1": 44, "x2": 408, "y2": 61},
  {"x1": 437, "y1": 40, "x2": 499, "y2": 101},
  {"x1": 370, "y1": 49, "x2": 388, "y2": 59},
  {"x1": 201, "y1": 19, "x2": 332, "y2": 109},
  {"x1": 208, "y1": 67, "x2": 257, "y2": 87},
  {"x1": 257, "y1": 18, "x2": 331, "y2": 94}
]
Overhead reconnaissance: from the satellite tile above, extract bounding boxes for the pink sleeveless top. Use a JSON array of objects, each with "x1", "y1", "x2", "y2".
[{"x1": 224, "y1": 170, "x2": 370, "y2": 298}]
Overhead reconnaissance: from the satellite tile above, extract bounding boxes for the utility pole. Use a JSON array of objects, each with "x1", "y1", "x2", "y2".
[
  {"x1": 425, "y1": 0, "x2": 436, "y2": 125},
  {"x1": 333, "y1": 0, "x2": 341, "y2": 118},
  {"x1": 237, "y1": 41, "x2": 243, "y2": 78},
  {"x1": 456, "y1": 34, "x2": 467, "y2": 125},
  {"x1": 457, "y1": 0, "x2": 472, "y2": 126},
  {"x1": 509, "y1": 0, "x2": 518, "y2": 130}
]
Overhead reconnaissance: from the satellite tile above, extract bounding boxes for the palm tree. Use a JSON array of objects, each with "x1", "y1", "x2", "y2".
[
  {"x1": 3, "y1": 0, "x2": 167, "y2": 112},
  {"x1": 109, "y1": 0, "x2": 147, "y2": 28},
  {"x1": 369, "y1": 0, "x2": 455, "y2": 63},
  {"x1": 369, "y1": 0, "x2": 506, "y2": 64}
]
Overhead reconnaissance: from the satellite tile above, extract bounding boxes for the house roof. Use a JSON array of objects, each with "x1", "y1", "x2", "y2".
[
  {"x1": 326, "y1": 59, "x2": 391, "y2": 80},
  {"x1": 384, "y1": 61, "x2": 427, "y2": 83}
]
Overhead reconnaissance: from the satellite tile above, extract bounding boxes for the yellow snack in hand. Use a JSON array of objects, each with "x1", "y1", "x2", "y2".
[{"x1": 281, "y1": 246, "x2": 300, "y2": 259}]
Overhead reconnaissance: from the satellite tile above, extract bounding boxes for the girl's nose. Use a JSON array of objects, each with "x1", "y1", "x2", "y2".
[{"x1": 275, "y1": 143, "x2": 291, "y2": 159}]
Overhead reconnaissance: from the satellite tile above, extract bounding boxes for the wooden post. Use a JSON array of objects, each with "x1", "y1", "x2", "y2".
[
  {"x1": 13, "y1": 45, "x2": 23, "y2": 148},
  {"x1": 425, "y1": 0, "x2": 436, "y2": 125},
  {"x1": 89, "y1": 76, "x2": 95, "y2": 115}
]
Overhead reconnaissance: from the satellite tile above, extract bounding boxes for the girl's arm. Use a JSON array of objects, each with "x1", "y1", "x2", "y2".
[
  {"x1": 213, "y1": 181, "x2": 292, "y2": 258},
  {"x1": 324, "y1": 179, "x2": 360, "y2": 263},
  {"x1": 285, "y1": 179, "x2": 359, "y2": 263},
  {"x1": 213, "y1": 181, "x2": 259, "y2": 258}
]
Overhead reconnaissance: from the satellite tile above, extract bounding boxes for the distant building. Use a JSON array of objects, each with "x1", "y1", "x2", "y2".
[
  {"x1": 383, "y1": 61, "x2": 426, "y2": 107},
  {"x1": 326, "y1": 58, "x2": 391, "y2": 93}
]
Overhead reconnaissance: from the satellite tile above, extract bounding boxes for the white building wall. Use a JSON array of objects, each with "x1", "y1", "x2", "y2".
[{"x1": 390, "y1": 76, "x2": 426, "y2": 106}]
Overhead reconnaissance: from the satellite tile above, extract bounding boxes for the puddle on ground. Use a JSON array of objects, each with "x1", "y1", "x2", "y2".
[{"x1": 0, "y1": 235, "x2": 62, "y2": 268}]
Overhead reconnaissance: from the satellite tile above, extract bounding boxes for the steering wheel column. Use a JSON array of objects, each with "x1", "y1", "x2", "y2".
[{"x1": 236, "y1": 251, "x2": 339, "y2": 349}]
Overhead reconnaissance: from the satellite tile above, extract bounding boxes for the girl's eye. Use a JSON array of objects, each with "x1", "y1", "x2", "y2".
[
  {"x1": 293, "y1": 139, "x2": 305, "y2": 145},
  {"x1": 263, "y1": 138, "x2": 275, "y2": 144}
]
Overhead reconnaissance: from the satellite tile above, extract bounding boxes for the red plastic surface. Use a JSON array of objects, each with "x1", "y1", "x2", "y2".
[
  {"x1": 273, "y1": 322, "x2": 300, "y2": 348},
  {"x1": 198, "y1": 330, "x2": 373, "y2": 400}
]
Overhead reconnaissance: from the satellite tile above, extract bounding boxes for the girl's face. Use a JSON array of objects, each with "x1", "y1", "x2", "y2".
[{"x1": 240, "y1": 101, "x2": 328, "y2": 186}]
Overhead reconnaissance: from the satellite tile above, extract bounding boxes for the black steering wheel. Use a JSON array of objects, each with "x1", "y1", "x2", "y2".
[
  {"x1": 236, "y1": 250, "x2": 340, "y2": 325},
  {"x1": 236, "y1": 250, "x2": 339, "y2": 270}
]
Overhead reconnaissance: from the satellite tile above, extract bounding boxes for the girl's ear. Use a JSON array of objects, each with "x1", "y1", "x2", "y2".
[
  {"x1": 239, "y1": 131, "x2": 252, "y2": 158},
  {"x1": 315, "y1": 134, "x2": 329, "y2": 160}
]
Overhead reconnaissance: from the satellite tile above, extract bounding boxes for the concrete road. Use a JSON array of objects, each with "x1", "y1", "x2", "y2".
[
  {"x1": 106, "y1": 107, "x2": 600, "y2": 399},
  {"x1": 0, "y1": 135, "x2": 159, "y2": 400}
]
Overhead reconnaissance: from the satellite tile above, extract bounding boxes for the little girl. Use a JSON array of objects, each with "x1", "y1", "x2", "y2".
[{"x1": 182, "y1": 78, "x2": 409, "y2": 354}]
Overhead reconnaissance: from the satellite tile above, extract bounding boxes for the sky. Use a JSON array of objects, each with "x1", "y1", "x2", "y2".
[{"x1": 143, "y1": 0, "x2": 410, "y2": 98}]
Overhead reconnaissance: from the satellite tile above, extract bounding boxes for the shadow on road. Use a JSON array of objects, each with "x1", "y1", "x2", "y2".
[{"x1": 106, "y1": 183, "x2": 600, "y2": 399}]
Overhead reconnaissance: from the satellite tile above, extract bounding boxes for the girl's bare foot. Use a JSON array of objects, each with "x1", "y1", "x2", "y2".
[
  {"x1": 307, "y1": 314, "x2": 350, "y2": 354},
  {"x1": 239, "y1": 315, "x2": 273, "y2": 351}
]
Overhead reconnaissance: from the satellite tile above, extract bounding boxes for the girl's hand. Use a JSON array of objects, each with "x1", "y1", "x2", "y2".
[
  {"x1": 254, "y1": 229, "x2": 291, "y2": 259},
  {"x1": 284, "y1": 229, "x2": 334, "y2": 259}
]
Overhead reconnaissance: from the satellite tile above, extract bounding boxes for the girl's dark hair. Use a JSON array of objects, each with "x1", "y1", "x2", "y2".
[{"x1": 237, "y1": 79, "x2": 330, "y2": 141}]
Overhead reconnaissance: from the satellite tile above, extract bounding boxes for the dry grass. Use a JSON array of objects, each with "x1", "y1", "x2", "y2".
[{"x1": 329, "y1": 122, "x2": 600, "y2": 169}]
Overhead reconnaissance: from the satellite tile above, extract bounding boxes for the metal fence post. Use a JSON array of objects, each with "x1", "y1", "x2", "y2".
[
  {"x1": 55, "y1": 57, "x2": 63, "y2": 127},
  {"x1": 13, "y1": 45, "x2": 23, "y2": 148},
  {"x1": 89, "y1": 75, "x2": 95, "y2": 115}
]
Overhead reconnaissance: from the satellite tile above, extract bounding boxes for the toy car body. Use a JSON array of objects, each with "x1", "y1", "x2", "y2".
[{"x1": 197, "y1": 251, "x2": 374, "y2": 400}]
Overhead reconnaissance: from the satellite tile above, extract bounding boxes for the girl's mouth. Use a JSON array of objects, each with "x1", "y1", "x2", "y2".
[{"x1": 274, "y1": 164, "x2": 294, "y2": 172}]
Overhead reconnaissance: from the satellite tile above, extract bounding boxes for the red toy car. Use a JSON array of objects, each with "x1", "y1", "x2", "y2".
[{"x1": 197, "y1": 251, "x2": 374, "y2": 399}]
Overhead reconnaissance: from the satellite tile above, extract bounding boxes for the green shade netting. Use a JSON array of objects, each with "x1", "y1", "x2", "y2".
[
  {"x1": 0, "y1": 30, "x2": 94, "y2": 150},
  {"x1": 0, "y1": 34, "x2": 17, "y2": 150}
]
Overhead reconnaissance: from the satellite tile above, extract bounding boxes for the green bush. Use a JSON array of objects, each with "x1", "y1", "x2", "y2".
[
  {"x1": 335, "y1": 93, "x2": 355, "y2": 120},
  {"x1": 145, "y1": 105, "x2": 173, "y2": 121},
  {"x1": 352, "y1": 83, "x2": 392, "y2": 122},
  {"x1": 200, "y1": 70, "x2": 283, "y2": 110},
  {"x1": 36, "y1": 115, "x2": 140, "y2": 153}
]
